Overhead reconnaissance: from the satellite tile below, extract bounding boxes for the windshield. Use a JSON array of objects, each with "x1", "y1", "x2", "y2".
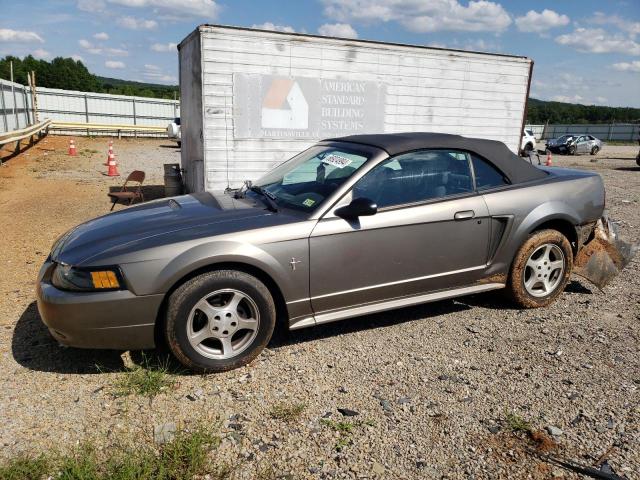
[
  {"x1": 557, "y1": 135, "x2": 573, "y2": 142},
  {"x1": 250, "y1": 145, "x2": 371, "y2": 213}
]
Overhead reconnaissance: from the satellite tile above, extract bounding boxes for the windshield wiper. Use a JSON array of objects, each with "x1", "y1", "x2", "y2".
[
  {"x1": 232, "y1": 179, "x2": 252, "y2": 199},
  {"x1": 250, "y1": 185, "x2": 278, "y2": 212}
]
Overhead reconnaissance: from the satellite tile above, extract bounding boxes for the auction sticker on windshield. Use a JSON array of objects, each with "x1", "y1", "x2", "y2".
[
  {"x1": 322, "y1": 154, "x2": 352, "y2": 169},
  {"x1": 302, "y1": 198, "x2": 316, "y2": 207}
]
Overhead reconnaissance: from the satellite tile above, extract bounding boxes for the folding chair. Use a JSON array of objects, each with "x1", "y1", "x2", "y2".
[{"x1": 108, "y1": 170, "x2": 145, "y2": 211}]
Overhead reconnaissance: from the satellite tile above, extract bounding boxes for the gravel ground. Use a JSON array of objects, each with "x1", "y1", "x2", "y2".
[{"x1": 0, "y1": 137, "x2": 638, "y2": 479}]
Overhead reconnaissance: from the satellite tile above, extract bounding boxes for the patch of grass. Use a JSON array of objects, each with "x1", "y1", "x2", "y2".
[
  {"x1": 112, "y1": 354, "x2": 175, "y2": 398},
  {"x1": 505, "y1": 411, "x2": 532, "y2": 433},
  {"x1": 0, "y1": 426, "x2": 224, "y2": 480},
  {"x1": 320, "y1": 418, "x2": 375, "y2": 452},
  {"x1": 0, "y1": 454, "x2": 49, "y2": 480},
  {"x1": 269, "y1": 402, "x2": 306, "y2": 421},
  {"x1": 77, "y1": 148, "x2": 99, "y2": 157},
  {"x1": 320, "y1": 419, "x2": 355, "y2": 433}
]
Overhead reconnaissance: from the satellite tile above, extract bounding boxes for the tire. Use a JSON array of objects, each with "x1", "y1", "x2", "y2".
[
  {"x1": 165, "y1": 270, "x2": 276, "y2": 372},
  {"x1": 508, "y1": 229, "x2": 573, "y2": 308},
  {"x1": 568, "y1": 145, "x2": 576, "y2": 155},
  {"x1": 177, "y1": 141, "x2": 181, "y2": 148},
  {"x1": 591, "y1": 146, "x2": 599, "y2": 155}
]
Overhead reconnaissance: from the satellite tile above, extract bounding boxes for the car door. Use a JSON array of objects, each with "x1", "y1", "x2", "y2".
[
  {"x1": 576, "y1": 136, "x2": 589, "y2": 154},
  {"x1": 309, "y1": 149, "x2": 491, "y2": 315}
]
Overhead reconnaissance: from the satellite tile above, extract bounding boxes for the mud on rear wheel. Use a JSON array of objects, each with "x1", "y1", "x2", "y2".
[{"x1": 508, "y1": 229, "x2": 573, "y2": 308}]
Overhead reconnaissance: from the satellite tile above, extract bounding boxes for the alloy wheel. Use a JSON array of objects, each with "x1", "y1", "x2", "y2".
[
  {"x1": 523, "y1": 243, "x2": 565, "y2": 298},
  {"x1": 187, "y1": 289, "x2": 260, "y2": 360}
]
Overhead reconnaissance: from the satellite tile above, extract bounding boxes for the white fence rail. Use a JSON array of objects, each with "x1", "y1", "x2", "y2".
[
  {"x1": 0, "y1": 78, "x2": 179, "y2": 137},
  {"x1": 526, "y1": 123, "x2": 639, "y2": 142}
]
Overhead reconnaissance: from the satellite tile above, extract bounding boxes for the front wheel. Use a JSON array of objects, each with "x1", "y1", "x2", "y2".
[
  {"x1": 591, "y1": 146, "x2": 599, "y2": 155},
  {"x1": 165, "y1": 270, "x2": 276, "y2": 372},
  {"x1": 568, "y1": 145, "x2": 576, "y2": 155},
  {"x1": 508, "y1": 229, "x2": 573, "y2": 308}
]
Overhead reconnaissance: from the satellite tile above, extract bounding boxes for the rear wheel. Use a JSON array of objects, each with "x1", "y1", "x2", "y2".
[
  {"x1": 165, "y1": 270, "x2": 276, "y2": 372},
  {"x1": 508, "y1": 229, "x2": 572, "y2": 308}
]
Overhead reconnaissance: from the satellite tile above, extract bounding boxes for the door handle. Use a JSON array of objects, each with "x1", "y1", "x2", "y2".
[{"x1": 454, "y1": 210, "x2": 475, "y2": 220}]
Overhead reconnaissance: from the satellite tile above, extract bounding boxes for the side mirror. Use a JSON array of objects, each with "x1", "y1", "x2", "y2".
[{"x1": 335, "y1": 197, "x2": 378, "y2": 219}]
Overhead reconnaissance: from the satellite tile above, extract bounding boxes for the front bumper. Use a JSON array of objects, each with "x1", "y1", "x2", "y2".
[{"x1": 36, "y1": 261, "x2": 164, "y2": 350}]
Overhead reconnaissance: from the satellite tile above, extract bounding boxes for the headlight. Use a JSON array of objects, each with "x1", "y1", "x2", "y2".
[{"x1": 51, "y1": 263, "x2": 123, "y2": 291}]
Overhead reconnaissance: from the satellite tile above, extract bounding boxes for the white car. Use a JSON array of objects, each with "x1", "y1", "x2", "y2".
[
  {"x1": 520, "y1": 129, "x2": 536, "y2": 155},
  {"x1": 167, "y1": 117, "x2": 181, "y2": 147}
]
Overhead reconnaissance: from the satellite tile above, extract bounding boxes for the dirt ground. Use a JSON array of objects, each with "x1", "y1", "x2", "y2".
[{"x1": 0, "y1": 136, "x2": 638, "y2": 479}]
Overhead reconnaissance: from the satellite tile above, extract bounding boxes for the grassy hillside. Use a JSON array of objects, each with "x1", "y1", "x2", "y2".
[{"x1": 526, "y1": 98, "x2": 640, "y2": 125}]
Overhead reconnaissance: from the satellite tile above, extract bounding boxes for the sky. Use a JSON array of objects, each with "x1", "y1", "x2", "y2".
[{"x1": 1, "y1": 0, "x2": 639, "y2": 107}]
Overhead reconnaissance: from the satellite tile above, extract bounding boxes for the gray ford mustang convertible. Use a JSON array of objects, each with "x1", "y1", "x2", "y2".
[{"x1": 37, "y1": 133, "x2": 634, "y2": 372}]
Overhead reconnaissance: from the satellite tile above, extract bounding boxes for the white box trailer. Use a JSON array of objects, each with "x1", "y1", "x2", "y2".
[{"x1": 178, "y1": 25, "x2": 533, "y2": 193}]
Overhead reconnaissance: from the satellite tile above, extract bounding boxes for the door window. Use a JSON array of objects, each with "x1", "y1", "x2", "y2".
[
  {"x1": 352, "y1": 149, "x2": 473, "y2": 208},
  {"x1": 470, "y1": 154, "x2": 510, "y2": 191}
]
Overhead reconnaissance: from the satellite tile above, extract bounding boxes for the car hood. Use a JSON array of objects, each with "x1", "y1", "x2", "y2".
[
  {"x1": 547, "y1": 137, "x2": 573, "y2": 146},
  {"x1": 51, "y1": 192, "x2": 287, "y2": 265}
]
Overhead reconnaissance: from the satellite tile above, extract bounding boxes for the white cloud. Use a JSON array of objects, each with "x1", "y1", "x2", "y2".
[
  {"x1": 556, "y1": 28, "x2": 640, "y2": 55},
  {"x1": 591, "y1": 12, "x2": 640, "y2": 38},
  {"x1": 321, "y1": 0, "x2": 512, "y2": 33},
  {"x1": 94, "y1": 32, "x2": 109, "y2": 40},
  {"x1": 318, "y1": 23, "x2": 358, "y2": 38},
  {"x1": 79, "y1": 39, "x2": 128, "y2": 56},
  {"x1": 105, "y1": 60, "x2": 125, "y2": 69},
  {"x1": 107, "y1": 0, "x2": 218, "y2": 18},
  {"x1": 551, "y1": 94, "x2": 583, "y2": 103},
  {"x1": 77, "y1": 0, "x2": 106, "y2": 12},
  {"x1": 118, "y1": 16, "x2": 158, "y2": 30},
  {"x1": 515, "y1": 9, "x2": 569, "y2": 33},
  {"x1": 0, "y1": 28, "x2": 44, "y2": 43},
  {"x1": 142, "y1": 64, "x2": 177, "y2": 83},
  {"x1": 251, "y1": 22, "x2": 296, "y2": 33},
  {"x1": 612, "y1": 60, "x2": 640, "y2": 72},
  {"x1": 151, "y1": 42, "x2": 177, "y2": 52},
  {"x1": 32, "y1": 49, "x2": 51, "y2": 59},
  {"x1": 459, "y1": 38, "x2": 501, "y2": 52},
  {"x1": 71, "y1": 54, "x2": 85, "y2": 62}
]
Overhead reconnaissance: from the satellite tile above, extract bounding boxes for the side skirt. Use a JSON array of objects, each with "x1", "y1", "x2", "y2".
[{"x1": 289, "y1": 283, "x2": 505, "y2": 330}]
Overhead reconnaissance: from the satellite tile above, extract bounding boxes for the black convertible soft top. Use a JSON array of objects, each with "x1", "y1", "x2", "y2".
[{"x1": 329, "y1": 132, "x2": 548, "y2": 184}]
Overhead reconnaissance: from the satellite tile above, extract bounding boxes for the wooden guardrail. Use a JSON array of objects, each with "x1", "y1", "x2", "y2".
[
  {"x1": 50, "y1": 121, "x2": 166, "y2": 138},
  {"x1": 0, "y1": 119, "x2": 51, "y2": 164},
  {"x1": 0, "y1": 119, "x2": 52, "y2": 147}
]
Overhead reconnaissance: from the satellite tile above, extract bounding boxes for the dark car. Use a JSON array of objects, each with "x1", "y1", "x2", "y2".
[{"x1": 37, "y1": 133, "x2": 632, "y2": 372}]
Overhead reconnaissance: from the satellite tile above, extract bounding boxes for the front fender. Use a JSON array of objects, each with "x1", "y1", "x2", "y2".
[{"x1": 153, "y1": 240, "x2": 291, "y2": 295}]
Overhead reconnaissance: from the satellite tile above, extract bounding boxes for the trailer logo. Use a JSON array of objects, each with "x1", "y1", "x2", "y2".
[
  {"x1": 234, "y1": 73, "x2": 385, "y2": 139},
  {"x1": 261, "y1": 78, "x2": 309, "y2": 130}
]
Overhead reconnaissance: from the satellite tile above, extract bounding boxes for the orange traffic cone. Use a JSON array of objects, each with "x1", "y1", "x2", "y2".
[
  {"x1": 545, "y1": 150, "x2": 552, "y2": 167},
  {"x1": 104, "y1": 144, "x2": 114, "y2": 166},
  {"x1": 68, "y1": 139, "x2": 77, "y2": 156},
  {"x1": 106, "y1": 152, "x2": 120, "y2": 177}
]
